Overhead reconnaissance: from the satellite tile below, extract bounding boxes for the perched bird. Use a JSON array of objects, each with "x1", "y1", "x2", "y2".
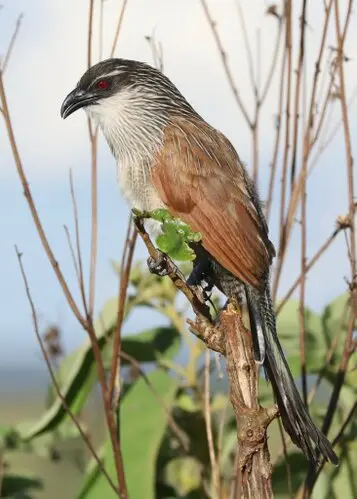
[{"x1": 61, "y1": 58, "x2": 338, "y2": 466}]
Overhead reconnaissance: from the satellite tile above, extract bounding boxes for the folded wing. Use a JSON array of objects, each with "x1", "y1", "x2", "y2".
[{"x1": 152, "y1": 116, "x2": 275, "y2": 290}]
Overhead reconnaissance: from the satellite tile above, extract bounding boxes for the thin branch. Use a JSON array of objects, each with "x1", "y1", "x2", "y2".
[
  {"x1": 0, "y1": 72, "x2": 85, "y2": 327},
  {"x1": 299, "y1": 181, "x2": 308, "y2": 407},
  {"x1": 86, "y1": 0, "x2": 98, "y2": 318},
  {"x1": 109, "y1": 217, "x2": 137, "y2": 404},
  {"x1": 88, "y1": 133, "x2": 98, "y2": 318},
  {"x1": 204, "y1": 350, "x2": 221, "y2": 498},
  {"x1": 260, "y1": 14, "x2": 283, "y2": 105},
  {"x1": 334, "y1": 0, "x2": 356, "y2": 286},
  {"x1": 230, "y1": 446, "x2": 242, "y2": 499},
  {"x1": 99, "y1": 0, "x2": 105, "y2": 61},
  {"x1": 217, "y1": 397, "x2": 229, "y2": 473},
  {"x1": 272, "y1": 0, "x2": 334, "y2": 300},
  {"x1": 290, "y1": 0, "x2": 307, "y2": 187},
  {"x1": 15, "y1": 247, "x2": 119, "y2": 495},
  {"x1": 235, "y1": 0, "x2": 257, "y2": 97},
  {"x1": 298, "y1": 1, "x2": 309, "y2": 404},
  {"x1": 110, "y1": 0, "x2": 129, "y2": 58},
  {"x1": 256, "y1": 29, "x2": 261, "y2": 99},
  {"x1": 63, "y1": 225, "x2": 80, "y2": 283},
  {"x1": 310, "y1": 64, "x2": 337, "y2": 148},
  {"x1": 276, "y1": 224, "x2": 343, "y2": 315},
  {"x1": 2, "y1": 14, "x2": 23, "y2": 72},
  {"x1": 145, "y1": 31, "x2": 164, "y2": 72},
  {"x1": 199, "y1": 0, "x2": 252, "y2": 127},
  {"x1": 87, "y1": 0, "x2": 95, "y2": 68},
  {"x1": 277, "y1": 419, "x2": 293, "y2": 498},
  {"x1": 266, "y1": 46, "x2": 286, "y2": 221},
  {"x1": 308, "y1": 87, "x2": 357, "y2": 173},
  {"x1": 121, "y1": 350, "x2": 190, "y2": 451},
  {"x1": 274, "y1": 0, "x2": 293, "y2": 302},
  {"x1": 69, "y1": 170, "x2": 88, "y2": 317}
]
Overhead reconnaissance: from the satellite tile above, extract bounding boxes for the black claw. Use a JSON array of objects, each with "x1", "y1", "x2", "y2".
[
  {"x1": 147, "y1": 251, "x2": 170, "y2": 277},
  {"x1": 187, "y1": 259, "x2": 215, "y2": 304}
]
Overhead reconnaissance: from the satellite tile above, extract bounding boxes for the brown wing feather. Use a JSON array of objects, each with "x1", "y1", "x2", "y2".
[{"x1": 152, "y1": 116, "x2": 275, "y2": 290}]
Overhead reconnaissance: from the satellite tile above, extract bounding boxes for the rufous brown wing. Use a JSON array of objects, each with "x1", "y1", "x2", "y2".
[{"x1": 152, "y1": 116, "x2": 275, "y2": 290}]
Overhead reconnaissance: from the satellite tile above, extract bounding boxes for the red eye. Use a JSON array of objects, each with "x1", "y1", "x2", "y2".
[{"x1": 96, "y1": 80, "x2": 109, "y2": 90}]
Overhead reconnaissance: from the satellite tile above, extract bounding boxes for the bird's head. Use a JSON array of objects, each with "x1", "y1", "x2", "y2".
[{"x1": 60, "y1": 58, "x2": 195, "y2": 125}]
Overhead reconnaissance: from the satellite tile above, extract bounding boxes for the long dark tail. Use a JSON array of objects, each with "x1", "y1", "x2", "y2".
[{"x1": 245, "y1": 282, "x2": 338, "y2": 466}]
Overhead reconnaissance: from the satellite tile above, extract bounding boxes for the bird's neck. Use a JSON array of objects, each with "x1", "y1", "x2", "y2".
[
  {"x1": 87, "y1": 91, "x2": 169, "y2": 212},
  {"x1": 88, "y1": 89, "x2": 169, "y2": 166}
]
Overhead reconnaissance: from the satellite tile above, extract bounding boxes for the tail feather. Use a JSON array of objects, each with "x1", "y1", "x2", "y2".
[{"x1": 245, "y1": 283, "x2": 338, "y2": 466}]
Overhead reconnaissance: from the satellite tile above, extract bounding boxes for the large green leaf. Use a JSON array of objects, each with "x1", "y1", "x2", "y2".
[
  {"x1": 272, "y1": 452, "x2": 308, "y2": 497},
  {"x1": 317, "y1": 442, "x2": 357, "y2": 498},
  {"x1": 20, "y1": 296, "x2": 180, "y2": 441},
  {"x1": 319, "y1": 293, "x2": 349, "y2": 361},
  {"x1": 276, "y1": 299, "x2": 327, "y2": 377},
  {"x1": 119, "y1": 326, "x2": 180, "y2": 365},
  {"x1": 1, "y1": 472, "x2": 43, "y2": 497},
  {"x1": 77, "y1": 369, "x2": 178, "y2": 499},
  {"x1": 133, "y1": 208, "x2": 201, "y2": 262},
  {"x1": 163, "y1": 457, "x2": 202, "y2": 496}
]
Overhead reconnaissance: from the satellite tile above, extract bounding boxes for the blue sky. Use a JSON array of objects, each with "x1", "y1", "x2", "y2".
[{"x1": 1, "y1": 0, "x2": 356, "y2": 368}]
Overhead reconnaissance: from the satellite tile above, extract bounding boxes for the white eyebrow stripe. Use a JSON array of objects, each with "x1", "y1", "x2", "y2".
[{"x1": 92, "y1": 69, "x2": 124, "y2": 83}]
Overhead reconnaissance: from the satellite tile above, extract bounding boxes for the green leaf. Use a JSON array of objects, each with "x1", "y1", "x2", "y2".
[
  {"x1": 163, "y1": 457, "x2": 202, "y2": 496},
  {"x1": 1, "y1": 472, "x2": 43, "y2": 497},
  {"x1": 276, "y1": 299, "x2": 327, "y2": 377},
  {"x1": 20, "y1": 298, "x2": 180, "y2": 441},
  {"x1": 20, "y1": 337, "x2": 101, "y2": 441},
  {"x1": 318, "y1": 441, "x2": 357, "y2": 498},
  {"x1": 175, "y1": 393, "x2": 200, "y2": 413},
  {"x1": 156, "y1": 224, "x2": 196, "y2": 262},
  {"x1": 120, "y1": 326, "x2": 181, "y2": 365},
  {"x1": 0, "y1": 426, "x2": 20, "y2": 449},
  {"x1": 77, "y1": 369, "x2": 178, "y2": 499},
  {"x1": 320, "y1": 292, "x2": 349, "y2": 362},
  {"x1": 272, "y1": 453, "x2": 308, "y2": 497},
  {"x1": 133, "y1": 208, "x2": 201, "y2": 261}
]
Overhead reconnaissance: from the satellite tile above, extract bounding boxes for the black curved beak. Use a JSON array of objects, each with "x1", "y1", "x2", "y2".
[{"x1": 60, "y1": 88, "x2": 97, "y2": 119}]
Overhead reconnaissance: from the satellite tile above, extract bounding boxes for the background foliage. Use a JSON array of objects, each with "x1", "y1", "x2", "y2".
[{"x1": 1, "y1": 264, "x2": 356, "y2": 497}]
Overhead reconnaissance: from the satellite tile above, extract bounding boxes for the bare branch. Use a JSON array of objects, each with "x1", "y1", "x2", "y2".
[
  {"x1": 15, "y1": 247, "x2": 119, "y2": 495},
  {"x1": 87, "y1": 0, "x2": 95, "y2": 68},
  {"x1": 63, "y1": 224, "x2": 80, "y2": 283},
  {"x1": 290, "y1": 0, "x2": 307, "y2": 187},
  {"x1": 199, "y1": 0, "x2": 252, "y2": 127},
  {"x1": 110, "y1": 0, "x2": 129, "y2": 58},
  {"x1": 69, "y1": 170, "x2": 88, "y2": 317},
  {"x1": 265, "y1": 47, "x2": 286, "y2": 221},
  {"x1": 276, "y1": 224, "x2": 343, "y2": 315},
  {"x1": 235, "y1": 0, "x2": 257, "y2": 97},
  {"x1": 109, "y1": 216, "x2": 137, "y2": 404},
  {"x1": 272, "y1": 0, "x2": 334, "y2": 300},
  {"x1": 260, "y1": 15, "x2": 283, "y2": 105},
  {"x1": 0, "y1": 72, "x2": 85, "y2": 327},
  {"x1": 204, "y1": 350, "x2": 221, "y2": 497},
  {"x1": 2, "y1": 14, "x2": 23, "y2": 72}
]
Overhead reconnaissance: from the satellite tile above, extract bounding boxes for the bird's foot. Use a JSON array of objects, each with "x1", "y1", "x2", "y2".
[
  {"x1": 147, "y1": 250, "x2": 171, "y2": 277},
  {"x1": 187, "y1": 265, "x2": 214, "y2": 305}
]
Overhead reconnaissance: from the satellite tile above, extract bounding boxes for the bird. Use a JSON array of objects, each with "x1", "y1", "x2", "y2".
[{"x1": 61, "y1": 58, "x2": 338, "y2": 466}]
